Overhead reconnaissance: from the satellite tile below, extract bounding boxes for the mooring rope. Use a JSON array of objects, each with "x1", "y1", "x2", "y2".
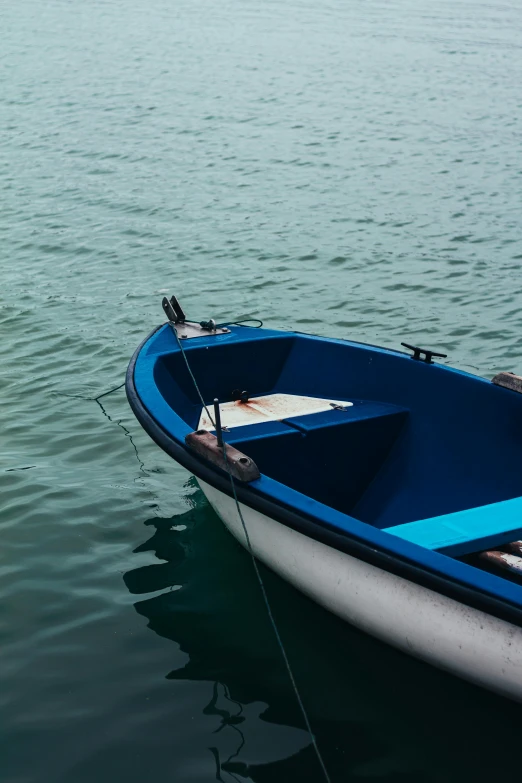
[
  {"x1": 171, "y1": 324, "x2": 332, "y2": 783},
  {"x1": 216, "y1": 317, "x2": 264, "y2": 329},
  {"x1": 54, "y1": 382, "x2": 125, "y2": 403}
]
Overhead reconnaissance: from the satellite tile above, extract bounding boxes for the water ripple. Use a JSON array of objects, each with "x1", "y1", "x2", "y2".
[{"x1": 2, "y1": 0, "x2": 522, "y2": 779}]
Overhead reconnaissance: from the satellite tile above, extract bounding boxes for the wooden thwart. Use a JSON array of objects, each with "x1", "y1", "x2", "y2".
[
  {"x1": 507, "y1": 540, "x2": 522, "y2": 557},
  {"x1": 479, "y1": 550, "x2": 522, "y2": 576},
  {"x1": 492, "y1": 372, "x2": 522, "y2": 394},
  {"x1": 185, "y1": 429, "x2": 260, "y2": 482}
]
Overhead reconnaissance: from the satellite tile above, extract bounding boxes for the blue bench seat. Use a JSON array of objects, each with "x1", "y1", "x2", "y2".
[
  {"x1": 223, "y1": 419, "x2": 297, "y2": 446},
  {"x1": 384, "y1": 496, "x2": 522, "y2": 557},
  {"x1": 284, "y1": 399, "x2": 407, "y2": 433}
]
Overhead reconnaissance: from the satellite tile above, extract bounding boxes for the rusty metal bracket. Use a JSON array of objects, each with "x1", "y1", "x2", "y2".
[
  {"x1": 232, "y1": 389, "x2": 250, "y2": 403},
  {"x1": 185, "y1": 430, "x2": 260, "y2": 482},
  {"x1": 162, "y1": 296, "x2": 231, "y2": 340}
]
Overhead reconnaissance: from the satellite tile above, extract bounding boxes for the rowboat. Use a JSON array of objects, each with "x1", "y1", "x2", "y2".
[{"x1": 126, "y1": 296, "x2": 522, "y2": 701}]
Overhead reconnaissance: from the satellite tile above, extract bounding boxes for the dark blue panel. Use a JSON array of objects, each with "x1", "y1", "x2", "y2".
[
  {"x1": 277, "y1": 335, "x2": 522, "y2": 526},
  {"x1": 155, "y1": 334, "x2": 295, "y2": 410},
  {"x1": 230, "y1": 406, "x2": 407, "y2": 516}
]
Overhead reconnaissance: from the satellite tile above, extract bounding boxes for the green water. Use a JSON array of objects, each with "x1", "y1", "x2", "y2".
[{"x1": 2, "y1": 0, "x2": 522, "y2": 779}]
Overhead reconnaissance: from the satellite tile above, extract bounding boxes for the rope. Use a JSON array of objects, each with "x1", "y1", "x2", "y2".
[
  {"x1": 54, "y1": 382, "x2": 125, "y2": 403},
  {"x1": 216, "y1": 318, "x2": 263, "y2": 329},
  {"x1": 170, "y1": 323, "x2": 331, "y2": 783}
]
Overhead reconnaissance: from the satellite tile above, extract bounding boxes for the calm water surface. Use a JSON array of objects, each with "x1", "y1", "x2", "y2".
[{"x1": 2, "y1": 0, "x2": 522, "y2": 780}]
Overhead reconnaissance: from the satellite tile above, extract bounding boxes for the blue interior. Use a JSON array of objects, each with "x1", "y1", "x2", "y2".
[
  {"x1": 226, "y1": 402, "x2": 408, "y2": 516},
  {"x1": 135, "y1": 324, "x2": 522, "y2": 557}
]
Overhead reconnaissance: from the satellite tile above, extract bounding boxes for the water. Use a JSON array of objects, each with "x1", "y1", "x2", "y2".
[{"x1": 2, "y1": 0, "x2": 522, "y2": 779}]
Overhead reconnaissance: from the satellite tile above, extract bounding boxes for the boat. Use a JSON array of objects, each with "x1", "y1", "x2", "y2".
[{"x1": 126, "y1": 295, "x2": 522, "y2": 701}]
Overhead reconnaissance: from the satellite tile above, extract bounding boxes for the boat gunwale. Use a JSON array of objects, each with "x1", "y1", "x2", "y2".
[{"x1": 126, "y1": 322, "x2": 522, "y2": 631}]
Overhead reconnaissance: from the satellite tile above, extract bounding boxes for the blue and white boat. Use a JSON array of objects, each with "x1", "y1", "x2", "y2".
[{"x1": 126, "y1": 296, "x2": 522, "y2": 701}]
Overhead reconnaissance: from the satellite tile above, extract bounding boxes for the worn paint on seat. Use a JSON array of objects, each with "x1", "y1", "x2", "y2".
[{"x1": 198, "y1": 393, "x2": 353, "y2": 431}]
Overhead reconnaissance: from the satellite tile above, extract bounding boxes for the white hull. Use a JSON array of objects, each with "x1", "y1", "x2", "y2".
[{"x1": 199, "y1": 481, "x2": 522, "y2": 702}]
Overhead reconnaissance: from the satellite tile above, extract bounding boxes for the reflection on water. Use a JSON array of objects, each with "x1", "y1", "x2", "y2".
[
  {"x1": 124, "y1": 491, "x2": 314, "y2": 781},
  {"x1": 124, "y1": 483, "x2": 522, "y2": 782}
]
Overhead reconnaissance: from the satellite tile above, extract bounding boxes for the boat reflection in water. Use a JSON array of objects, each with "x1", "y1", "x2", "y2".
[{"x1": 123, "y1": 481, "x2": 522, "y2": 783}]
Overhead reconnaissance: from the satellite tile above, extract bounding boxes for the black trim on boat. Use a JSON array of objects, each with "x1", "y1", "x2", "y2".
[{"x1": 125, "y1": 326, "x2": 522, "y2": 632}]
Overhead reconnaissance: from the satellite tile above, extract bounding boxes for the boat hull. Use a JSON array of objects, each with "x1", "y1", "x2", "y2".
[{"x1": 199, "y1": 480, "x2": 522, "y2": 702}]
